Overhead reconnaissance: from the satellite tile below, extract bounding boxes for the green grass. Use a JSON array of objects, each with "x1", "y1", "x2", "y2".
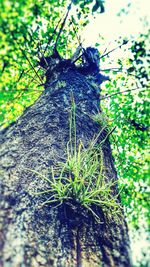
[{"x1": 27, "y1": 100, "x2": 122, "y2": 223}]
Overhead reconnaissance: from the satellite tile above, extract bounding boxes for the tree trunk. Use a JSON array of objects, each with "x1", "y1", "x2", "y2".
[{"x1": 0, "y1": 59, "x2": 132, "y2": 266}]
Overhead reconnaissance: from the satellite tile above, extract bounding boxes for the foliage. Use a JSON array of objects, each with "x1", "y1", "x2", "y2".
[
  {"x1": 100, "y1": 32, "x2": 150, "y2": 230},
  {"x1": 0, "y1": 0, "x2": 66, "y2": 126},
  {"x1": 0, "y1": 0, "x2": 105, "y2": 128},
  {"x1": 0, "y1": 0, "x2": 92, "y2": 127},
  {"x1": 98, "y1": 31, "x2": 149, "y2": 265},
  {"x1": 0, "y1": 0, "x2": 149, "y2": 264},
  {"x1": 72, "y1": 0, "x2": 105, "y2": 13}
]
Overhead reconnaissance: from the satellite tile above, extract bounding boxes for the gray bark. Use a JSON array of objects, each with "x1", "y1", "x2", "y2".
[{"x1": 0, "y1": 65, "x2": 132, "y2": 266}]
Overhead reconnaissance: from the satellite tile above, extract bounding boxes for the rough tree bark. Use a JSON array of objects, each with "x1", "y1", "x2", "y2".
[{"x1": 0, "y1": 52, "x2": 132, "y2": 267}]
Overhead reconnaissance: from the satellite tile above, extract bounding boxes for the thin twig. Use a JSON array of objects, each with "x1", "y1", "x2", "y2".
[
  {"x1": 16, "y1": 69, "x2": 40, "y2": 84},
  {"x1": 69, "y1": 18, "x2": 85, "y2": 63},
  {"x1": 100, "y1": 67, "x2": 145, "y2": 79},
  {"x1": 72, "y1": 52, "x2": 84, "y2": 64},
  {"x1": 100, "y1": 126, "x2": 117, "y2": 145},
  {"x1": 100, "y1": 40, "x2": 128, "y2": 59},
  {"x1": 20, "y1": 48, "x2": 43, "y2": 83},
  {"x1": 100, "y1": 67, "x2": 122, "y2": 72},
  {"x1": 17, "y1": 70, "x2": 25, "y2": 83},
  {"x1": 0, "y1": 88, "x2": 43, "y2": 92},
  {"x1": 101, "y1": 41, "x2": 112, "y2": 57},
  {"x1": 1, "y1": 76, "x2": 43, "y2": 103},
  {"x1": 14, "y1": 32, "x2": 43, "y2": 80},
  {"x1": 54, "y1": 2, "x2": 72, "y2": 51},
  {"x1": 43, "y1": 17, "x2": 62, "y2": 55},
  {"x1": 23, "y1": 72, "x2": 40, "y2": 83},
  {"x1": 100, "y1": 86, "x2": 148, "y2": 100},
  {"x1": 28, "y1": 30, "x2": 38, "y2": 47},
  {"x1": 12, "y1": 73, "x2": 43, "y2": 97},
  {"x1": 38, "y1": 40, "x2": 45, "y2": 58},
  {"x1": 70, "y1": 17, "x2": 82, "y2": 47}
]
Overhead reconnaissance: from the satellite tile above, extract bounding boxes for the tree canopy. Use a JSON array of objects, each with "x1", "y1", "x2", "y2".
[{"x1": 0, "y1": 0, "x2": 149, "y2": 265}]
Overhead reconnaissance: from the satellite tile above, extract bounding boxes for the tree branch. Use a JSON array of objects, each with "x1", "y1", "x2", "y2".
[
  {"x1": 100, "y1": 40, "x2": 128, "y2": 59},
  {"x1": 54, "y1": 2, "x2": 72, "y2": 51},
  {"x1": 100, "y1": 67, "x2": 145, "y2": 80},
  {"x1": 43, "y1": 17, "x2": 62, "y2": 55},
  {"x1": 20, "y1": 48, "x2": 43, "y2": 84},
  {"x1": 100, "y1": 86, "x2": 148, "y2": 100}
]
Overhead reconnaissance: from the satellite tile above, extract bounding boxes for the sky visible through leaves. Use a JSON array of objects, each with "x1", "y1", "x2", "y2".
[
  {"x1": 84, "y1": 1, "x2": 150, "y2": 265},
  {"x1": 0, "y1": 0, "x2": 149, "y2": 266}
]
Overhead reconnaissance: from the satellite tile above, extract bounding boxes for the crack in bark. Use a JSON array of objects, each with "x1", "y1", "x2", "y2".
[{"x1": 76, "y1": 227, "x2": 82, "y2": 267}]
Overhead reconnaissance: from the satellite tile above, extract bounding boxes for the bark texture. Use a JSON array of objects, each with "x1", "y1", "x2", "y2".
[{"x1": 0, "y1": 65, "x2": 132, "y2": 266}]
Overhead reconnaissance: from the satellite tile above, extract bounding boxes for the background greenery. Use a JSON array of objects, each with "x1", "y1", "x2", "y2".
[{"x1": 0, "y1": 0, "x2": 149, "y2": 266}]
